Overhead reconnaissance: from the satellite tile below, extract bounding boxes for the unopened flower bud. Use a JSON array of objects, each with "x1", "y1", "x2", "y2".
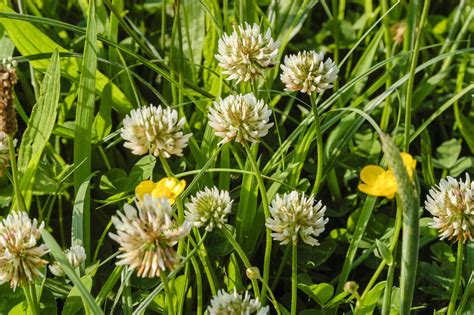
[
  {"x1": 246, "y1": 267, "x2": 261, "y2": 280},
  {"x1": 343, "y1": 281, "x2": 359, "y2": 295}
]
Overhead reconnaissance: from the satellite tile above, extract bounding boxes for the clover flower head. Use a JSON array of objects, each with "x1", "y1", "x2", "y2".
[
  {"x1": 358, "y1": 152, "x2": 417, "y2": 199},
  {"x1": 135, "y1": 177, "x2": 186, "y2": 205},
  {"x1": 185, "y1": 187, "x2": 233, "y2": 232},
  {"x1": 109, "y1": 195, "x2": 190, "y2": 278},
  {"x1": 49, "y1": 243, "x2": 87, "y2": 277},
  {"x1": 280, "y1": 50, "x2": 339, "y2": 95},
  {"x1": 207, "y1": 289, "x2": 269, "y2": 315},
  {"x1": 208, "y1": 93, "x2": 273, "y2": 144},
  {"x1": 0, "y1": 211, "x2": 48, "y2": 290},
  {"x1": 121, "y1": 104, "x2": 192, "y2": 158},
  {"x1": 215, "y1": 22, "x2": 279, "y2": 83},
  {"x1": 425, "y1": 173, "x2": 474, "y2": 243},
  {"x1": 266, "y1": 191, "x2": 329, "y2": 246}
]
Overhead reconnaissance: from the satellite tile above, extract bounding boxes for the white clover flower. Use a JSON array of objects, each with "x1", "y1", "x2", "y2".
[
  {"x1": 280, "y1": 50, "x2": 339, "y2": 95},
  {"x1": 0, "y1": 211, "x2": 48, "y2": 290},
  {"x1": 425, "y1": 173, "x2": 474, "y2": 243},
  {"x1": 207, "y1": 289, "x2": 269, "y2": 315},
  {"x1": 109, "y1": 195, "x2": 190, "y2": 278},
  {"x1": 266, "y1": 191, "x2": 329, "y2": 246},
  {"x1": 185, "y1": 187, "x2": 233, "y2": 232},
  {"x1": 49, "y1": 243, "x2": 87, "y2": 277},
  {"x1": 208, "y1": 93, "x2": 273, "y2": 144},
  {"x1": 121, "y1": 104, "x2": 192, "y2": 158},
  {"x1": 215, "y1": 22, "x2": 279, "y2": 83}
]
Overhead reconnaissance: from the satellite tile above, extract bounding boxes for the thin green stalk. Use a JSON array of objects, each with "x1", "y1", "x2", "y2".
[
  {"x1": 121, "y1": 268, "x2": 133, "y2": 315},
  {"x1": 381, "y1": 244, "x2": 397, "y2": 315},
  {"x1": 159, "y1": 154, "x2": 174, "y2": 177},
  {"x1": 259, "y1": 277, "x2": 281, "y2": 315},
  {"x1": 403, "y1": 0, "x2": 430, "y2": 151},
  {"x1": 190, "y1": 256, "x2": 203, "y2": 315},
  {"x1": 23, "y1": 283, "x2": 39, "y2": 315},
  {"x1": 291, "y1": 243, "x2": 298, "y2": 315},
  {"x1": 242, "y1": 141, "x2": 272, "y2": 302},
  {"x1": 191, "y1": 230, "x2": 218, "y2": 296},
  {"x1": 271, "y1": 245, "x2": 291, "y2": 291},
  {"x1": 447, "y1": 238, "x2": 464, "y2": 315},
  {"x1": 161, "y1": 0, "x2": 166, "y2": 51},
  {"x1": 222, "y1": 226, "x2": 260, "y2": 298},
  {"x1": 310, "y1": 96, "x2": 324, "y2": 196},
  {"x1": 380, "y1": 0, "x2": 393, "y2": 132},
  {"x1": 160, "y1": 271, "x2": 175, "y2": 315},
  {"x1": 360, "y1": 197, "x2": 402, "y2": 301},
  {"x1": 7, "y1": 134, "x2": 26, "y2": 212}
]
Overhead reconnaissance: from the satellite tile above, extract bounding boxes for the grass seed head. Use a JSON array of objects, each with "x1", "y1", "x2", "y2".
[{"x1": 0, "y1": 58, "x2": 18, "y2": 135}]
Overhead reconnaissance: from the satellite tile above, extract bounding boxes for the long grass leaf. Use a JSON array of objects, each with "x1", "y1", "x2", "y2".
[
  {"x1": 73, "y1": 0, "x2": 97, "y2": 259},
  {"x1": 16, "y1": 49, "x2": 60, "y2": 209},
  {"x1": 41, "y1": 230, "x2": 104, "y2": 315}
]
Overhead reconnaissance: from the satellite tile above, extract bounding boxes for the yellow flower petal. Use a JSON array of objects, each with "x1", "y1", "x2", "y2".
[
  {"x1": 360, "y1": 165, "x2": 385, "y2": 185},
  {"x1": 359, "y1": 166, "x2": 397, "y2": 199},
  {"x1": 135, "y1": 180, "x2": 156, "y2": 200},
  {"x1": 152, "y1": 177, "x2": 186, "y2": 205},
  {"x1": 400, "y1": 152, "x2": 417, "y2": 179}
]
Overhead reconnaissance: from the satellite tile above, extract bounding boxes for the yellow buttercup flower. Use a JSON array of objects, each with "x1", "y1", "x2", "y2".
[
  {"x1": 358, "y1": 152, "x2": 417, "y2": 199},
  {"x1": 136, "y1": 177, "x2": 186, "y2": 205}
]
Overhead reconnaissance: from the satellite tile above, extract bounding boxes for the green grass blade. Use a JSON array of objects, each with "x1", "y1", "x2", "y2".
[
  {"x1": 73, "y1": 0, "x2": 97, "y2": 259},
  {"x1": 0, "y1": 3, "x2": 132, "y2": 114},
  {"x1": 336, "y1": 196, "x2": 377, "y2": 293},
  {"x1": 16, "y1": 49, "x2": 60, "y2": 209},
  {"x1": 380, "y1": 134, "x2": 420, "y2": 315},
  {"x1": 41, "y1": 230, "x2": 104, "y2": 315}
]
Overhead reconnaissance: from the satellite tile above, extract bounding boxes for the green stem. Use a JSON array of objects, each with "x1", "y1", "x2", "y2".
[
  {"x1": 381, "y1": 244, "x2": 397, "y2": 315},
  {"x1": 191, "y1": 230, "x2": 218, "y2": 296},
  {"x1": 23, "y1": 283, "x2": 40, "y2": 315},
  {"x1": 242, "y1": 141, "x2": 272, "y2": 302},
  {"x1": 403, "y1": 0, "x2": 430, "y2": 151},
  {"x1": 380, "y1": 0, "x2": 392, "y2": 132},
  {"x1": 160, "y1": 271, "x2": 175, "y2": 315},
  {"x1": 159, "y1": 154, "x2": 174, "y2": 177},
  {"x1": 271, "y1": 245, "x2": 291, "y2": 291},
  {"x1": 291, "y1": 243, "x2": 298, "y2": 315},
  {"x1": 7, "y1": 134, "x2": 26, "y2": 212},
  {"x1": 222, "y1": 226, "x2": 260, "y2": 298},
  {"x1": 190, "y1": 256, "x2": 203, "y2": 315},
  {"x1": 310, "y1": 96, "x2": 324, "y2": 196},
  {"x1": 447, "y1": 238, "x2": 464, "y2": 315},
  {"x1": 360, "y1": 197, "x2": 402, "y2": 301},
  {"x1": 259, "y1": 277, "x2": 282, "y2": 315}
]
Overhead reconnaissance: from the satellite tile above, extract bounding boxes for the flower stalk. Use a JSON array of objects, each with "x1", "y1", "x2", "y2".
[
  {"x1": 7, "y1": 133, "x2": 26, "y2": 212},
  {"x1": 447, "y1": 237, "x2": 463, "y2": 315},
  {"x1": 221, "y1": 226, "x2": 260, "y2": 298},
  {"x1": 310, "y1": 95, "x2": 324, "y2": 196},
  {"x1": 291, "y1": 243, "x2": 298, "y2": 315},
  {"x1": 160, "y1": 271, "x2": 175, "y2": 315},
  {"x1": 242, "y1": 141, "x2": 272, "y2": 302}
]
